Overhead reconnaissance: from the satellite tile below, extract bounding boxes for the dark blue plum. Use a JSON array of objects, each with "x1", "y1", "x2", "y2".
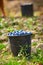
[
  {"x1": 8, "y1": 32, "x2": 13, "y2": 36},
  {"x1": 8, "y1": 30, "x2": 32, "y2": 36}
]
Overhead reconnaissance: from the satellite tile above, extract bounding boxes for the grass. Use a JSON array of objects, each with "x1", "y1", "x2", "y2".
[
  {"x1": 0, "y1": 17, "x2": 43, "y2": 65},
  {"x1": 0, "y1": 43, "x2": 6, "y2": 50}
]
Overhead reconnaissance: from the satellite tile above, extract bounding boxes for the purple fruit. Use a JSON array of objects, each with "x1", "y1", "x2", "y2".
[
  {"x1": 8, "y1": 32, "x2": 12, "y2": 36},
  {"x1": 8, "y1": 30, "x2": 32, "y2": 36}
]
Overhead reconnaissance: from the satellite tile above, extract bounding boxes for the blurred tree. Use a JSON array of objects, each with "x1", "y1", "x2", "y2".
[{"x1": 0, "y1": 0, "x2": 6, "y2": 17}]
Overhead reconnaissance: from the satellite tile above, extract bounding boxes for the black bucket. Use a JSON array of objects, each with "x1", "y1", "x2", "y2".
[
  {"x1": 8, "y1": 33, "x2": 32, "y2": 58},
  {"x1": 21, "y1": 3, "x2": 33, "y2": 17}
]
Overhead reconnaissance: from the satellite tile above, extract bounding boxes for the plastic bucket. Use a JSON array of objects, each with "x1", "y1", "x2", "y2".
[
  {"x1": 8, "y1": 33, "x2": 32, "y2": 58},
  {"x1": 21, "y1": 3, "x2": 33, "y2": 17}
]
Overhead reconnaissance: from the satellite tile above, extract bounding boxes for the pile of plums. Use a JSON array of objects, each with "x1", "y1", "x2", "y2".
[{"x1": 8, "y1": 30, "x2": 31, "y2": 36}]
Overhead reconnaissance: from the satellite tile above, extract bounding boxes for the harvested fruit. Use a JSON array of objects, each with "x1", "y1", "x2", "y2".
[{"x1": 8, "y1": 30, "x2": 32, "y2": 36}]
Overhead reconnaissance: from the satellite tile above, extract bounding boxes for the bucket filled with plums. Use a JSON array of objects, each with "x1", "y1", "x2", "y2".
[{"x1": 8, "y1": 30, "x2": 32, "y2": 58}]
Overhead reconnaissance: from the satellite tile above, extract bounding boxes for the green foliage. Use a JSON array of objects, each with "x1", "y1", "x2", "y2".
[
  {"x1": 3, "y1": 60, "x2": 20, "y2": 65},
  {"x1": 31, "y1": 48, "x2": 43, "y2": 64},
  {"x1": 24, "y1": 18, "x2": 34, "y2": 30},
  {"x1": 32, "y1": 42, "x2": 37, "y2": 46},
  {"x1": 10, "y1": 17, "x2": 14, "y2": 21},
  {"x1": 7, "y1": 27, "x2": 14, "y2": 32},
  {"x1": 0, "y1": 18, "x2": 2, "y2": 22},
  {"x1": 0, "y1": 16, "x2": 43, "y2": 65},
  {"x1": 0, "y1": 43, "x2": 6, "y2": 50},
  {"x1": 0, "y1": 57, "x2": 27, "y2": 65},
  {"x1": 3, "y1": 22, "x2": 9, "y2": 27},
  {"x1": 0, "y1": 32, "x2": 2, "y2": 35},
  {"x1": 0, "y1": 23, "x2": 4, "y2": 29}
]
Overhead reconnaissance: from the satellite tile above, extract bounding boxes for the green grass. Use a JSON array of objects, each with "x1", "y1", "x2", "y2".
[
  {"x1": 0, "y1": 43, "x2": 6, "y2": 50},
  {"x1": 32, "y1": 42, "x2": 37, "y2": 46},
  {"x1": 0, "y1": 17, "x2": 43, "y2": 65}
]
